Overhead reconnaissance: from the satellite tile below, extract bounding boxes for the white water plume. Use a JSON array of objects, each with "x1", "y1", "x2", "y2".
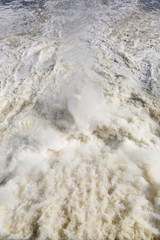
[{"x1": 0, "y1": 0, "x2": 160, "y2": 239}]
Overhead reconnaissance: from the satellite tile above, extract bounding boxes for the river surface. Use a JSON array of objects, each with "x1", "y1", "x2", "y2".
[{"x1": 0, "y1": 0, "x2": 160, "y2": 239}]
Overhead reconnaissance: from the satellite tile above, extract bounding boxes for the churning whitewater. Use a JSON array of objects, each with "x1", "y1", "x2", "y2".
[{"x1": 0, "y1": 0, "x2": 160, "y2": 239}]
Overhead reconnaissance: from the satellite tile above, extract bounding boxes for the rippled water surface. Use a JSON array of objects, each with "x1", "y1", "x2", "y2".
[{"x1": 0, "y1": 0, "x2": 160, "y2": 239}]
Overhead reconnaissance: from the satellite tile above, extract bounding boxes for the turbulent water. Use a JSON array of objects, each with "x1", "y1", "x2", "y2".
[{"x1": 0, "y1": 0, "x2": 160, "y2": 239}]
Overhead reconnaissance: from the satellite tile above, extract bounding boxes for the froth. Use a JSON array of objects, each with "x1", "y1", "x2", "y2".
[{"x1": 0, "y1": 0, "x2": 160, "y2": 239}]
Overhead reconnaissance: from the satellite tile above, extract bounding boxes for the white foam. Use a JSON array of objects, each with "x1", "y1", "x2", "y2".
[{"x1": 0, "y1": 0, "x2": 160, "y2": 239}]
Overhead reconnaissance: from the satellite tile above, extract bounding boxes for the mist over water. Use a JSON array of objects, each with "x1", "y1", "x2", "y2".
[{"x1": 0, "y1": 0, "x2": 160, "y2": 239}]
